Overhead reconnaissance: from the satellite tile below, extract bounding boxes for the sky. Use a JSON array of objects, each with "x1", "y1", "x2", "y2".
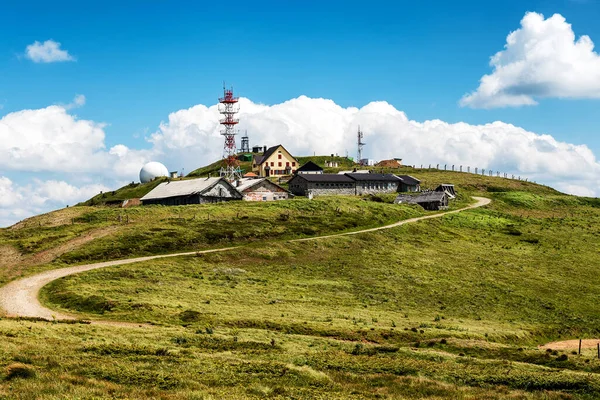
[{"x1": 1, "y1": 0, "x2": 600, "y2": 226}]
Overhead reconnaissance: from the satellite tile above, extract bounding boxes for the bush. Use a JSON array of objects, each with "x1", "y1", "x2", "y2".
[{"x1": 5, "y1": 363, "x2": 36, "y2": 380}]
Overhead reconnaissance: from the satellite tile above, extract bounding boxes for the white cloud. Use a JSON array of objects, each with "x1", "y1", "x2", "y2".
[
  {"x1": 0, "y1": 99, "x2": 150, "y2": 179},
  {"x1": 25, "y1": 39, "x2": 75, "y2": 63},
  {"x1": 150, "y1": 96, "x2": 600, "y2": 197},
  {"x1": 1, "y1": 95, "x2": 599, "y2": 226},
  {"x1": 461, "y1": 12, "x2": 600, "y2": 108},
  {"x1": 64, "y1": 94, "x2": 86, "y2": 110},
  {"x1": 0, "y1": 176, "x2": 108, "y2": 227}
]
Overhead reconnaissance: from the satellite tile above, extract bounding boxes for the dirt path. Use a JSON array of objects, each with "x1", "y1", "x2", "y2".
[
  {"x1": 0, "y1": 197, "x2": 490, "y2": 326},
  {"x1": 539, "y1": 339, "x2": 600, "y2": 350}
]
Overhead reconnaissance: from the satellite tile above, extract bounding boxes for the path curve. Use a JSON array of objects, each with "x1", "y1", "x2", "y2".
[{"x1": 0, "y1": 197, "x2": 490, "y2": 325}]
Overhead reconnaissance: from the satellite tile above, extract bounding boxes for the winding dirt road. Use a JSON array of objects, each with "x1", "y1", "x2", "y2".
[{"x1": 0, "y1": 197, "x2": 490, "y2": 324}]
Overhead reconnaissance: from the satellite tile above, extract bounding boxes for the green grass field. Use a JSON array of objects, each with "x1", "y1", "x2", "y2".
[{"x1": 2, "y1": 167, "x2": 600, "y2": 398}]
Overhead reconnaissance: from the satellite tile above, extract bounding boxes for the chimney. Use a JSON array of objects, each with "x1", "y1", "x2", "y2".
[
  {"x1": 236, "y1": 179, "x2": 242, "y2": 187},
  {"x1": 263, "y1": 145, "x2": 267, "y2": 153}
]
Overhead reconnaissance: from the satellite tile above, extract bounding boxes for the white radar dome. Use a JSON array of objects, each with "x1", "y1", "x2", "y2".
[{"x1": 140, "y1": 161, "x2": 169, "y2": 183}]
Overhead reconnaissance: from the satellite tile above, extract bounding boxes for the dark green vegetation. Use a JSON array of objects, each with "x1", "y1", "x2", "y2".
[
  {"x1": 3, "y1": 166, "x2": 600, "y2": 398},
  {"x1": 79, "y1": 178, "x2": 167, "y2": 206}
]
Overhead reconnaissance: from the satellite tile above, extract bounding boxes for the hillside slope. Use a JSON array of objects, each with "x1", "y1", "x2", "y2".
[{"x1": 2, "y1": 171, "x2": 600, "y2": 398}]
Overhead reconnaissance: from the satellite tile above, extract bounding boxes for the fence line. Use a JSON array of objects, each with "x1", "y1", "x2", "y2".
[{"x1": 412, "y1": 163, "x2": 535, "y2": 184}]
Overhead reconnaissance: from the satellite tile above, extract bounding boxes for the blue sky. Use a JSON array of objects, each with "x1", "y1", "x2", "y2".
[{"x1": 0, "y1": 0, "x2": 599, "y2": 225}]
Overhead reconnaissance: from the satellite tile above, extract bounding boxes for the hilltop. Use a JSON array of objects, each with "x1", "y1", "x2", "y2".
[{"x1": 1, "y1": 162, "x2": 600, "y2": 398}]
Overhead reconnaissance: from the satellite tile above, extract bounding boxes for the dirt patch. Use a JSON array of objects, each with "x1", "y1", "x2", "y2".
[
  {"x1": 539, "y1": 339, "x2": 600, "y2": 350},
  {"x1": 9, "y1": 207, "x2": 91, "y2": 230},
  {"x1": 26, "y1": 225, "x2": 119, "y2": 266}
]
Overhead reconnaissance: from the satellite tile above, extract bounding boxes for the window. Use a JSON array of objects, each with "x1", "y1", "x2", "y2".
[
  {"x1": 286, "y1": 162, "x2": 289, "y2": 167},
  {"x1": 292, "y1": 162, "x2": 296, "y2": 166},
  {"x1": 278, "y1": 162, "x2": 282, "y2": 167},
  {"x1": 271, "y1": 162, "x2": 274, "y2": 166},
  {"x1": 278, "y1": 154, "x2": 282, "y2": 159}
]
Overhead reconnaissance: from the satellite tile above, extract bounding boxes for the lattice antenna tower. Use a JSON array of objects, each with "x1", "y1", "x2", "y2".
[
  {"x1": 357, "y1": 125, "x2": 366, "y2": 163},
  {"x1": 218, "y1": 83, "x2": 243, "y2": 181},
  {"x1": 240, "y1": 130, "x2": 250, "y2": 153}
]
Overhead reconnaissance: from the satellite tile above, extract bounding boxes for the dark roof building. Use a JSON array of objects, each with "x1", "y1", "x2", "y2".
[
  {"x1": 394, "y1": 191, "x2": 449, "y2": 211},
  {"x1": 288, "y1": 173, "x2": 401, "y2": 197},
  {"x1": 140, "y1": 177, "x2": 242, "y2": 206},
  {"x1": 435, "y1": 184, "x2": 456, "y2": 197},
  {"x1": 397, "y1": 175, "x2": 421, "y2": 192},
  {"x1": 296, "y1": 161, "x2": 323, "y2": 174}
]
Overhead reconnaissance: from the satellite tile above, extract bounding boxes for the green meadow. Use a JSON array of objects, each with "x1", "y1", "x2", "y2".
[{"x1": 2, "y1": 168, "x2": 600, "y2": 398}]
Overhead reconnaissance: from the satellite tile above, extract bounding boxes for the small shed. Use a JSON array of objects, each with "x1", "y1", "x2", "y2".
[
  {"x1": 236, "y1": 178, "x2": 291, "y2": 201},
  {"x1": 325, "y1": 160, "x2": 339, "y2": 168},
  {"x1": 394, "y1": 191, "x2": 449, "y2": 210},
  {"x1": 243, "y1": 172, "x2": 259, "y2": 178},
  {"x1": 237, "y1": 154, "x2": 253, "y2": 162},
  {"x1": 397, "y1": 175, "x2": 421, "y2": 192},
  {"x1": 435, "y1": 184, "x2": 456, "y2": 197},
  {"x1": 296, "y1": 161, "x2": 323, "y2": 175}
]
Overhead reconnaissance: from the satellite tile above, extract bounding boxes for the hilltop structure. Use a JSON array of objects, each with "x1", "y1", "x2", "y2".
[
  {"x1": 252, "y1": 145, "x2": 298, "y2": 177},
  {"x1": 288, "y1": 172, "x2": 402, "y2": 197},
  {"x1": 296, "y1": 161, "x2": 323, "y2": 175},
  {"x1": 236, "y1": 178, "x2": 291, "y2": 201},
  {"x1": 140, "y1": 177, "x2": 242, "y2": 205},
  {"x1": 139, "y1": 162, "x2": 169, "y2": 183}
]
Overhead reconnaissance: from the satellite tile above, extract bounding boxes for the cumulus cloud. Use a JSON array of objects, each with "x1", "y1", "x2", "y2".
[
  {"x1": 0, "y1": 176, "x2": 108, "y2": 227},
  {"x1": 25, "y1": 39, "x2": 75, "y2": 63},
  {"x1": 0, "y1": 100, "x2": 151, "y2": 179},
  {"x1": 150, "y1": 96, "x2": 600, "y2": 197},
  {"x1": 1, "y1": 95, "x2": 599, "y2": 226},
  {"x1": 461, "y1": 12, "x2": 600, "y2": 108}
]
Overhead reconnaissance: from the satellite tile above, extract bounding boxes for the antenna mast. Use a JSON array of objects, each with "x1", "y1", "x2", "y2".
[
  {"x1": 357, "y1": 125, "x2": 365, "y2": 164},
  {"x1": 218, "y1": 83, "x2": 243, "y2": 181},
  {"x1": 240, "y1": 130, "x2": 250, "y2": 153}
]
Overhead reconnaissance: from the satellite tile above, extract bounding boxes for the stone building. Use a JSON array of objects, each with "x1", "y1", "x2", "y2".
[
  {"x1": 252, "y1": 145, "x2": 299, "y2": 178},
  {"x1": 236, "y1": 178, "x2": 291, "y2": 201},
  {"x1": 288, "y1": 174, "x2": 356, "y2": 196},
  {"x1": 346, "y1": 173, "x2": 401, "y2": 195},
  {"x1": 288, "y1": 172, "x2": 401, "y2": 197},
  {"x1": 140, "y1": 177, "x2": 242, "y2": 206}
]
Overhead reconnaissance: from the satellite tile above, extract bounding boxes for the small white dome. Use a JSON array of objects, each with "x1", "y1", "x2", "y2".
[{"x1": 140, "y1": 162, "x2": 169, "y2": 183}]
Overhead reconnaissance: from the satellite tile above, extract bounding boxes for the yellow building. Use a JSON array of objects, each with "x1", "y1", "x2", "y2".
[{"x1": 252, "y1": 145, "x2": 298, "y2": 177}]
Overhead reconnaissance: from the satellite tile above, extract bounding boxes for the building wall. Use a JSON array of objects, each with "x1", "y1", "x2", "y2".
[
  {"x1": 242, "y1": 180, "x2": 290, "y2": 201},
  {"x1": 203, "y1": 181, "x2": 241, "y2": 198},
  {"x1": 400, "y1": 183, "x2": 420, "y2": 192},
  {"x1": 297, "y1": 170, "x2": 323, "y2": 175},
  {"x1": 355, "y1": 181, "x2": 399, "y2": 195}
]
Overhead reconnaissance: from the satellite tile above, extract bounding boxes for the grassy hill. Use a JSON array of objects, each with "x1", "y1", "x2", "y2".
[{"x1": 2, "y1": 169, "x2": 600, "y2": 398}]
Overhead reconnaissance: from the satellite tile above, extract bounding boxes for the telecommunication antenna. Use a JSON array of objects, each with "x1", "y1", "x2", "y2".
[
  {"x1": 357, "y1": 125, "x2": 366, "y2": 164},
  {"x1": 240, "y1": 130, "x2": 250, "y2": 153},
  {"x1": 218, "y1": 83, "x2": 243, "y2": 181}
]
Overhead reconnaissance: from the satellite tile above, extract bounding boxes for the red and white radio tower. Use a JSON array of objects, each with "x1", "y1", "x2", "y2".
[{"x1": 218, "y1": 83, "x2": 243, "y2": 182}]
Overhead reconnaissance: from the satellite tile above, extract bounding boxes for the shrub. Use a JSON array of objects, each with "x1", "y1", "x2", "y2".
[
  {"x1": 5, "y1": 363, "x2": 36, "y2": 380},
  {"x1": 557, "y1": 354, "x2": 569, "y2": 361},
  {"x1": 179, "y1": 310, "x2": 202, "y2": 322}
]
